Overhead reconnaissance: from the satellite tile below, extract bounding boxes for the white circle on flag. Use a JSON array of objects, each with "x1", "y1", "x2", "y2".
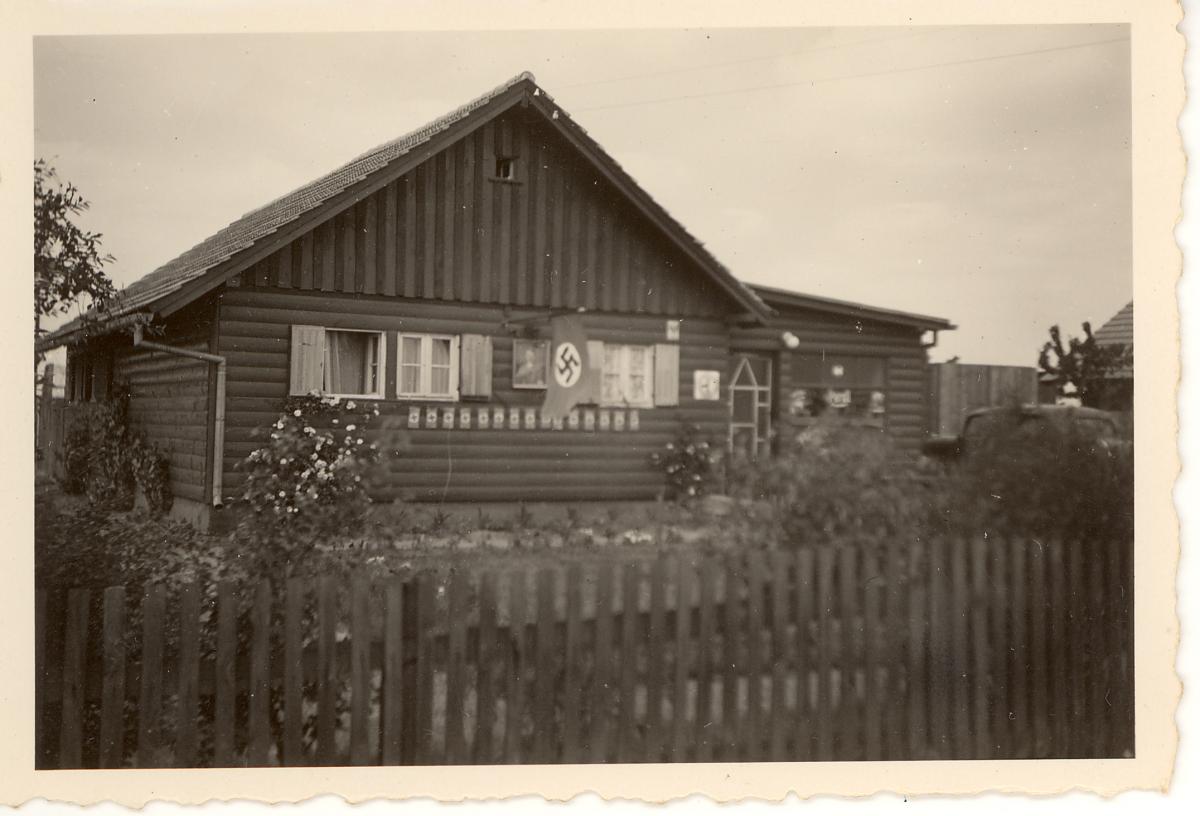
[{"x1": 554, "y1": 341, "x2": 583, "y2": 388}]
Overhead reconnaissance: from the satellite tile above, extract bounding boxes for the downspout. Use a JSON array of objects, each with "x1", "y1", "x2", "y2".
[{"x1": 133, "y1": 324, "x2": 227, "y2": 507}]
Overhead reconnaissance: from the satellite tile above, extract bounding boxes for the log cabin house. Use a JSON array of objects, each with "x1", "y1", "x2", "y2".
[{"x1": 38, "y1": 72, "x2": 953, "y2": 529}]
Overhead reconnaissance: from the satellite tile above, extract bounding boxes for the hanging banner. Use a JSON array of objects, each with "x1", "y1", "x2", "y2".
[{"x1": 541, "y1": 314, "x2": 593, "y2": 422}]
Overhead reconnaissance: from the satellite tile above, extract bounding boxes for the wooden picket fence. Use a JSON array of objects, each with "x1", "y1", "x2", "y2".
[{"x1": 36, "y1": 535, "x2": 1133, "y2": 768}]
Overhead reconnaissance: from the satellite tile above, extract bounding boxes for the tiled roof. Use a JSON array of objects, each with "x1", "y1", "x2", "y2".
[
  {"x1": 749, "y1": 283, "x2": 955, "y2": 331},
  {"x1": 42, "y1": 71, "x2": 769, "y2": 349},
  {"x1": 1094, "y1": 300, "x2": 1133, "y2": 347}
]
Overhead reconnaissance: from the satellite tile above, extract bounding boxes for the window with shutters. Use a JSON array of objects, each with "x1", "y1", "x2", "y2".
[
  {"x1": 600, "y1": 344, "x2": 655, "y2": 408},
  {"x1": 323, "y1": 329, "x2": 385, "y2": 398},
  {"x1": 397, "y1": 333, "x2": 460, "y2": 401}
]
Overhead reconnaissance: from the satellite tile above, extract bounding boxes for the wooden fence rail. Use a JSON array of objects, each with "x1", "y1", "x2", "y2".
[{"x1": 35, "y1": 535, "x2": 1133, "y2": 768}]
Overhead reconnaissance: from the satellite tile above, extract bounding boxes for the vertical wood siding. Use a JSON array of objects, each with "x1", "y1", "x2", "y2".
[
  {"x1": 236, "y1": 109, "x2": 732, "y2": 319},
  {"x1": 217, "y1": 289, "x2": 731, "y2": 502},
  {"x1": 731, "y1": 306, "x2": 932, "y2": 451},
  {"x1": 107, "y1": 301, "x2": 215, "y2": 504}
]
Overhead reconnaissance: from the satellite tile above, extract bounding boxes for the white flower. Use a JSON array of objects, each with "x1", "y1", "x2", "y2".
[
  {"x1": 303, "y1": 426, "x2": 315, "y2": 435},
  {"x1": 293, "y1": 409, "x2": 302, "y2": 417},
  {"x1": 274, "y1": 420, "x2": 285, "y2": 430},
  {"x1": 346, "y1": 424, "x2": 356, "y2": 432},
  {"x1": 356, "y1": 438, "x2": 363, "y2": 445},
  {"x1": 346, "y1": 401, "x2": 356, "y2": 410},
  {"x1": 278, "y1": 490, "x2": 286, "y2": 498}
]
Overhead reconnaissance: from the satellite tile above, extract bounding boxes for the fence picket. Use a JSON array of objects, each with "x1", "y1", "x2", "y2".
[
  {"x1": 970, "y1": 538, "x2": 990, "y2": 759},
  {"x1": 533, "y1": 568, "x2": 556, "y2": 763},
  {"x1": 58, "y1": 588, "x2": 89, "y2": 769},
  {"x1": 562, "y1": 564, "x2": 584, "y2": 763},
  {"x1": 989, "y1": 543, "x2": 1010, "y2": 758},
  {"x1": 884, "y1": 539, "x2": 905, "y2": 760},
  {"x1": 838, "y1": 546, "x2": 861, "y2": 761},
  {"x1": 473, "y1": 572, "x2": 496, "y2": 764},
  {"x1": 505, "y1": 569, "x2": 527, "y2": 764},
  {"x1": 744, "y1": 551, "x2": 764, "y2": 761},
  {"x1": 316, "y1": 576, "x2": 337, "y2": 766},
  {"x1": 950, "y1": 540, "x2": 970, "y2": 759},
  {"x1": 1009, "y1": 540, "x2": 1029, "y2": 757},
  {"x1": 175, "y1": 585, "x2": 201, "y2": 769},
  {"x1": 1067, "y1": 537, "x2": 1087, "y2": 756},
  {"x1": 213, "y1": 582, "x2": 237, "y2": 767},
  {"x1": 793, "y1": 548, "x2": 814, "y2": 760},
  {"x1": 646, "y1": 557, "x2": 668, "y2": 762},
  {"x1": 416, "y1": 573, "x2": 436, "y2": 765},
  {"x1": 1048, "y1": 538, "x2": 1069, "y2": 756},
  {"x1": 248, "y1": 580, "x2": 273, "y2": 766},
  {"x1": 1029, "y1": 541, "x2": 1048, "y2": 758},
  {"x1": 769, "y1": 551, "x2": 790, "y2": 762},
  {"x1": 906, "y1": 542, "x2": 927, "y2": 759},
  {"x1": 284, "y1": 579, "x2": 306, "y2": 766},
  {"x1": 445, "y1": 572, "x2": 469, "y2": 765},
  {"x1": 590, "y1": 562, "x2": 615, "y2": 763},
  {"x1": 863, "y1": 549, "x2": 882, "y2": 761},
  {"x1": 816, "y1": 547, "x2": 835, "y2": 761},
  {"x1": 694, "y1": 557, "x2": 716, "y2": 763},
  {"x1": 349, "y1": 576, "x2": 371, "y2": 766},
  {"x1": 721, "y1": 558, "x2": 743, "y2": 762},
  {"x1": 137, "y1": 586, "x2": 165, "y2": 768},
  {"x1": 926, "y1": 539, "x2": 948, "y2": 760},
  {"x1": 617, "y1": 562, "x2": 641, "y2": 763},
  {"x1": 671, "y1": 557, "x2": 693, "y2": 763},
  {"x1": 35, "y1": 590, "x2": 48, "y2": 767},
  {"x1": 99, "y1": 587, "x2": 127, "y2": 769},
  {"x1": 1088, "y1": 544, "x2": 1107, "y2": 756}
]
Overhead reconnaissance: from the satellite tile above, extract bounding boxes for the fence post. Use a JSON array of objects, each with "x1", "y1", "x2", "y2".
[
  {"x1": 58, "y1": 588, "x2": 90, "y2": 769},
  {"x1": 137, "y1": 586, "x2": 165, "y2": 768}
]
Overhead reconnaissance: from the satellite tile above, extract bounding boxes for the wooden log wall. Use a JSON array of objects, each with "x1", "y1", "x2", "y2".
[
  {"x1": 234, "y1": 108, "x2": 734, "y2": 319},
  {"x1": 216, "y1": 288, "x2": 731, "y2": 502},
  {"x1": 731, "y1": 306, "x2": 932, "y2": 451}
]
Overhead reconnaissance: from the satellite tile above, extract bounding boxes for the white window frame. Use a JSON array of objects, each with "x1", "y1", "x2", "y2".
[
  {"x1": 600, "y1": 344, "x2": 655, "y2": 408},
  {"x1": 397, "y1": 333, "x2": 461, "y2": 401},
  {"x1": 321, "y1": 328, "x2": 386, "y2": 400}
]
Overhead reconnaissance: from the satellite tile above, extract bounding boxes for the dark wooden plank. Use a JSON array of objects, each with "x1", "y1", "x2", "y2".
[
  {"x1": 496, "y1": 159, "x2": 512, "y2": 305},
  {"x1": 459, "y1": 133, "x2": 476, "y2": 302},
  {"x1": 35, "y1": 589, "x2": 47, "y2": 767},
  {"x1": 349, "y1": 575, "x2": 371, "y2": 765},
  {"x1": 1009, "y1": 539, "x2": 1030, "y2": 757},
  {"x1": 562, "y1": 564, "x2": 584, "y2": 764},
  {"x1": 765, "y1": 551, "x2": 790, "y2": 761},
  {"x1": 416, "y1": 573, "x2": 436, "y2": 765},
  {"x1": 477, "y1": 123, "x2": 495, "y2": 301},
  {"x1": 863, "y1": 549, "x2": 883, "y2": 761},
  {"x1": 445, "y1": 571, "x2": 469, "y2": 764},
  {"x1": 316, "y1": 576, "x2": 337, "y2": 766},
  {"x1": 58, "y1": 588, "x2": 89, "y2": 769},
  {"x1": 341, "y1": 209, "x2": 357, "y2": 295},
  {"x1": 744, "y1": 551, "x2": 764, "y2": 761},
  {"x1": 99, "y1": 586, "x2": 127, "y2": 769},
  {"x1": 793, "y1": 548, "x2": 815, "y2": 760},
  {"x1": 422, "y1": 163, "x2": 437, "y2": 298},
  {"x1": 721, "y1": 557, "x2": 743, "y2": 762},
  {"x1": 283, "y1": 578, "x2": 305, "y2": 766},
  {"x1": 694, "y1": 557, "x2": 716, "y2": 762},
  {"x1": 175, "y1": 584, "x2": 200, "y2": 768},
  {"x1": 589, "y1": 562, "x2": 614, "y2": 763},
  {"x1": 671, "y1": 556, "x2": 693, "y2": 763},
  {"x1": 815, "y1": 548, "x2": 835, "y2": 761},
  {"x1": 137, "y1": 586, "x2": 166, "y2": 767},
  {"x1": 505, "y1": 569, "x2": 527, "y2": 764},
  {"x1": 513, "y1": 124, "x2": 530, "y2": 303},
  {"x1": 441, "y1": 148, "x2": 457, "y2": 301},
  {"x1": 617, "y1": 562, "x2": 641, "y2": 763},
  {"x1": 299, "y1": 231, "x2": 314, "y2": 289},
  {"x1": 906, "y1": 543, "x2": 927, "y2": 759},
  {"x1": 247, "y1": 580, "x2": 273, "y2": 766},
  {"x1": 213, "y1": 582, "x2": 237, "y2": 766},
  {"x1": 473, "y1": 571, "x2": 497, "y2": 764},
  {"x1": 1048, "y1": 538, "x2": 1069, "y2": 757},
  {"x1": 382, "y1": 578, "x2": 404, "y2": 766},
  {"x1": 320, "y1": 219, "x2": 337, "y2": 292},
  {"x1": 950, "y1": 539, "x2": 970, "y2": 759},
  {"x1": 402, "y1": 175, "x2": 417, "y2": 298},
  {"x1": 276, "y1": 242, "x2": 292, "y2": 289},
  {"x1": 645, "y1": 556, "x2": 668, "y2": 762},
  {"x1": 926, "y1": 539, "x2": 949, "y2": 760},
  {"x1": 382, "y1": 182, "x2": 398, "y2": 296},
  {"x1": 1089, "y1": 539, "x2": 1108, "y2": 757},
  {"x1": 971, "y1": 537, "x2": 991, "y2": 760},
  {"x1": 1066, "y1": 535, "x2": 1086, "y2": 756}
]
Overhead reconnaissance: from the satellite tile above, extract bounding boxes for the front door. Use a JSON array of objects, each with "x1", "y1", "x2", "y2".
[{"x1": 729, "y1": 353, "x2": 773, "y2": 459}]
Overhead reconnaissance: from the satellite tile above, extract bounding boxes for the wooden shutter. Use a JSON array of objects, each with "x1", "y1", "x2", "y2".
[
  {"x1": 289, "y1": 325, "x2": 325, "y2": 396},
  {"x1": 585, "y1": 340, "x2": 605, "y2": 404},
  {"x1": 460, "y1": 334, "x2": 493, "y2": 398},
  {"x1": 653, "y1": 343, "x2": 680, "y2": 407}
]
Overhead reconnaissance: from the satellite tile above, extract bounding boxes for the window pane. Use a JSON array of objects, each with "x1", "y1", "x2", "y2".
[
  {"x1": 402, "y1": 336, "x2": 422, "y2": 365},
  {"x1": 400, "y1": 365, "x2": 421, "y2": 394},
  {"x1": 431, "y1": 338, "x2": 451, "y2": 366},
  {"x1": 325, "y1": 331, "x2": 372, "y2": 394},
  {"x1": 430, "y1": 366, "x2": 451, "y2": 395}
]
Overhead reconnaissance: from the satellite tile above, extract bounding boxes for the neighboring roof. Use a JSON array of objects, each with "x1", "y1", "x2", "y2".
[
  {"x1": 748, "y1": 283, "x2": 956, "y2": 331},
  {"x1": 1094, "y1": 300, "x2": 1133, "y2": 347},
  {"x1": 40, "y1": 72, "x2": 769, "y2": 350}
]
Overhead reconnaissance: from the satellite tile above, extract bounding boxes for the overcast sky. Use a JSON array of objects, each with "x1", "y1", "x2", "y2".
[{"x1": 34, "y1": 26, "x2": 1131, "y2": 366}]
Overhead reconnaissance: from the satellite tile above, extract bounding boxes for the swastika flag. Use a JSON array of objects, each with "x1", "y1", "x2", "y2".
[{"x1": 541, "y1": 314, "x2": 592, "y2": 422}]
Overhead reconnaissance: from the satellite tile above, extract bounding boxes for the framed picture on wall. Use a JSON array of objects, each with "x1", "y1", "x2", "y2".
[{"x1": 512, "y1": 339, "x2": 549, "y2": 389}]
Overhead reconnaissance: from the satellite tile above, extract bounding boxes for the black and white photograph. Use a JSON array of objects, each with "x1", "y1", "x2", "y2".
[{"x1": 6, "y1": 2, "x2": 1187, "y2": 806}]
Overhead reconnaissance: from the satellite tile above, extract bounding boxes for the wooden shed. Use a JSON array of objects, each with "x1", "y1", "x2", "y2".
[{"x1": 39, "y1": 72, "x2": 954, "y2": 528}]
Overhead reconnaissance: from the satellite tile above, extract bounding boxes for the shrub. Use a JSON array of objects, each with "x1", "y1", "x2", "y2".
[
  {"x1": 233, "y1": 394, "x2": 382, "y2": 577},
  {"x1": 650, "y1": 420, "x2": 721, "y2": 500}
]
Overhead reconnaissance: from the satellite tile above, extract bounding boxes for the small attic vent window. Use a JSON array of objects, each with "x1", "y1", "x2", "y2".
[{"x1": 495, "y1": 157, "x2": 516, "y2": 180}]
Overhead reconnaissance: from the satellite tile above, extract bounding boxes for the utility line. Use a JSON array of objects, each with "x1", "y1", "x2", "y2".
[
  {"x1": 557, "y1": 28, "x2": 941, "y2": 90},
  {"x1": 573, "y1": 36, "x2": 1128, "y2": 114}
]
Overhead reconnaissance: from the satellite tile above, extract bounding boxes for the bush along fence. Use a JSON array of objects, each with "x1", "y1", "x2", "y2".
[{"x1": 36, "y1": 535, "x2": 1133, "y2": 768}]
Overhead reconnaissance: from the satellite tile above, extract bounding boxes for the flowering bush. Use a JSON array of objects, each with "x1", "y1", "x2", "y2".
[
  {"x1": 649, "y1": 421, "x2": 720, "y2": 500},
  {"x1": 234, "y1": 394, "x2": 381, "y2": 576}
]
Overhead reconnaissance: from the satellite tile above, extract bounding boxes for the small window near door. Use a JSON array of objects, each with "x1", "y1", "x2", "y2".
[{"x1": 397, "y1": 333, "x2": 461, "y2": 401}]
